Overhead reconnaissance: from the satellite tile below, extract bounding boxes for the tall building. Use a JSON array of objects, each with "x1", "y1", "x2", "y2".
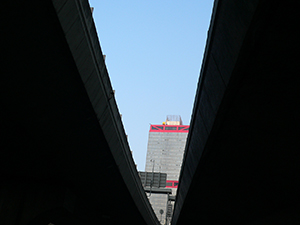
[{"x1": 145, "y1": 115, "x2": 189, "y2": 224}]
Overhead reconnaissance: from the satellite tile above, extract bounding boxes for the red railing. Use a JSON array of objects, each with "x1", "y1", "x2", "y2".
[{"x1": 149, "y1": 125, "x2": 189, "y2": 133}]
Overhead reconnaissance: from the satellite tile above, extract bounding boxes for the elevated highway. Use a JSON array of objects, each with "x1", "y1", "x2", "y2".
[
  {"x1": 173, "y1": 0, "x2": 300, "y2": 224},
  {"x1": 1, "y1": 1, "x2": 159, "y2": 225}
]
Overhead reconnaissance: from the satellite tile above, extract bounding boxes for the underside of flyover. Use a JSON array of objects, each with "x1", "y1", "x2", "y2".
[
  {"x1": 1, "y1": 1, "x2": 158, "y2": 225},
  {"x1": 2, "y1": 0, "x2": 300, "y2": 224},
  {"x1": 173, "y1": 0, "x2": 300, "y2": 224}
]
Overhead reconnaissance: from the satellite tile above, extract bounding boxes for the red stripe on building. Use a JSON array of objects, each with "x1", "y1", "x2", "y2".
[
  {"x1": 166, "y1": 180, "x2": 179, "y2": 188},
  {"x1": 149, "y1": 125, "x2": 189, "y2": 133}
]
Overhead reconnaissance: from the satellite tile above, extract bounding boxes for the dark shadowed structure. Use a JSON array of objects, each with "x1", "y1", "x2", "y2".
[
  {"x1": 1, "y1": 1, "x2": 159, "y2": 225},
  {"x1": 173, "y1": 1, "x2": 300, "y2": 224}
]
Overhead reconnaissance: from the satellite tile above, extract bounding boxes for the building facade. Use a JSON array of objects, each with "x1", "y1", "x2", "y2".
[{"x1": 145, "y1": 116, "x2": 189, "y2": 224}]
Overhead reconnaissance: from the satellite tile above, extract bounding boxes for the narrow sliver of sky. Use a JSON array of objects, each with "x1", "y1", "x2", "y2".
[{"x1": 88, "y1": 1, "x2": 214, "y2": 171}]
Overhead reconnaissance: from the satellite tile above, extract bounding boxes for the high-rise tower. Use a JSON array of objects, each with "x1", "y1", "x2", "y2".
[{"x1": 145, "y1": 115, "x2": 189, "y2": 224}]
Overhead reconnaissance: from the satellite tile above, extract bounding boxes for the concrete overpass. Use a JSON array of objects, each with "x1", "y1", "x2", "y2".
[
  {"x1": 1, "y1": 1, "x2": 159, "y2": 225},
  {"x1": 173, "y1": 0, "x2": 300, "y2": 224}
]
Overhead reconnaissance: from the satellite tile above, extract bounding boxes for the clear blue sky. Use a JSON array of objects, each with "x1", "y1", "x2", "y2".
[{"x1": 88, "y1": 1, "x2": 214, "y2": 171}]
